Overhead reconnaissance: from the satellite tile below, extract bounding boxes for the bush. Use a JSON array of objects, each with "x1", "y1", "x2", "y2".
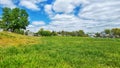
[{"x1": 38, "y1": 28, "x2": 52, "y2": 36}]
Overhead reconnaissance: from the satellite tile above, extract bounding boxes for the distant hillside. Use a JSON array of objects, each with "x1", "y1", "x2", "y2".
[{"x1": 0, "y1": 32, "x2": 40, "y2": 47}]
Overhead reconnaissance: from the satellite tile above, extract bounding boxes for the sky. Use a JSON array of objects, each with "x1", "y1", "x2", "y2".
[{"x1": 0, "y1": 0, "x2": 120, "y2": 33}]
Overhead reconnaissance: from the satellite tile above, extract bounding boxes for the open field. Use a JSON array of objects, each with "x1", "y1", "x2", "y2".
[{"x1": 0, "y1": 32, "x2": 120, "y2": 68}]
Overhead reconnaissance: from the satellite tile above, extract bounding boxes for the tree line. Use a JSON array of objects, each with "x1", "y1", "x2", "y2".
[
  {"x1": 33, "y1": 28, "x2": 88, "y2": 37},
  {"x1": 95, "y1": 28, "x2": 120, "y2": 38}
]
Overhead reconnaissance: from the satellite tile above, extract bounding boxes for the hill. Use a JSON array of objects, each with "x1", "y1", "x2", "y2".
[{"x1": 0, "y1": 32, "x2": 40, "y2": 47}]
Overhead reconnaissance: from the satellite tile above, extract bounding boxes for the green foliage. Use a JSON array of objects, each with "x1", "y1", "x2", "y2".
[
  {"x1": 0, "y1": 8, "x2": 11, "y2": 30},
  {"x1": 51, "y1": 31, "x2": 58, "y2": 36},
  {"x1": 0, "y1": 7, "x2": 29, "y2": 32},
  {"x1": 58, "y1": 30, "x2": 87, "y2": 37},
  {"x1": 37, "y1": 28, "x2": 52, "y2": 36},
  {"x1": 95, "y1": 32, "x2": 101, "y2": 37},
  {"x1": 0, "y1": 20, "x2": 4, "y2": 28},
  {"x1": 111, "y1": 28, "x2": 120, "y2": 37},
  {"x1": 77, "y1": 30, "x2": 85, "y2": 36},
  {"x1": 0, "y1": 37, "x2": 120, "y2": 68},
  {"x1": 104, "y1": 29, "x2": 111, "y2": 34}
]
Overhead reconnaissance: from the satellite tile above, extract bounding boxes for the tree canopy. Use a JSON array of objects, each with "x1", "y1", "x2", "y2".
[{"x1": 0, "y1": 7, "x2": 29, "y2": 32}]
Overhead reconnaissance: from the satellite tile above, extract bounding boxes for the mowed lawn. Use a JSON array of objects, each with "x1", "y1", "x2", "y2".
[{"x1": 0, "y1": 36, "x2": 120, "y2": 68}]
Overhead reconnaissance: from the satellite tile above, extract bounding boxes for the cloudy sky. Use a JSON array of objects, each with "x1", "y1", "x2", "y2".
[{"x1": 0, "y1": 0, "x2": 120, "y2": 32}]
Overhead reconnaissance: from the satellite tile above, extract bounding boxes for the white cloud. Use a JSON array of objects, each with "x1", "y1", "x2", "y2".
[
  {"x1": 72, "y1": 0, "x2": 89, "y2": 6},
  {"x1": 19, "y1": 0, "x2": 46, "y2": 11},
  {"x1": 27, "y1": 26, "x2": 40, "y2": 32},
  {"x1": 44, "y1": 5, "x2": 54, "y2": 17},
  {"x1": 53, "y1": 0, "x2": 74, "y2": 13},
  {"x1": 52, "y1": 0, "x2": 89, "y2": 14},
  {"x1": 44, "y1": 0, "x2": 88, "y2": 15},
  {"x1": 32, "y1": 21, "x2": 46, "y2": 26},
  {"x1": 79, "y1": 0, "x2": 120, "y2": 21},
  {"x1": 20, "y1": 0, "x2": 39, "y2": 10},
  {"x1": 0, "y1": 0, "x2": 16, "y2": 8},
  {"x1": 27, "y1": 21, "x2": 46, "y2": 32},
  {"x1": 40, "y1": 14, "x2": 88, "y2": 32},
  {"x1": 42, "y1": 0, "x2": 120, "y2": 32}
]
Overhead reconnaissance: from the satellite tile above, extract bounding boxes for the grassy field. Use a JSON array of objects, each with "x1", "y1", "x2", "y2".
[{"x1": 0, "y1": 32, "x2": 120, "y2": 68}]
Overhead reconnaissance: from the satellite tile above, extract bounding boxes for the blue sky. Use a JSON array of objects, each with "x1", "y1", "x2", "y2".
[{"x1": 0, "y1": 0, "x2": 120, "y2": 32}]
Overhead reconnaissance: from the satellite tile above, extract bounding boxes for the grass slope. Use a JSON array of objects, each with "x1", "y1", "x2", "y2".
[
  {"x1": 0, "y1": 32, "x2": 40, "y2": 47},
  {"x1": 0, "y1": 36, "x2": 120, "y2": 68}
]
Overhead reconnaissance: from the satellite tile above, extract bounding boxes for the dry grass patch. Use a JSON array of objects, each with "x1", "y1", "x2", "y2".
[{"x1": 0, "y1": 32, "x2": 40, "y2": 47}]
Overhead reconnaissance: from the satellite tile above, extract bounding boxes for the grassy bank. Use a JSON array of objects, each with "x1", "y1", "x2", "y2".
[
  {"x1": 0, "y1": 32, "x2": 40, "y2": 47},
  {"x1": 0, "y1": 36, "x2": 120, "y2": 68}
]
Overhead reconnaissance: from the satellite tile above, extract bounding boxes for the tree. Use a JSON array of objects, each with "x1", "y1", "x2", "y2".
[
  {"x1": 0, "y1": 20, "x2": 4, "y2": 28},
  {"x1": 51, "y1": 31, "x2": 57, "y2": 36},
  {"x1": 111, "y1": 28, "x2": 120, "y2": 38},
  {"x1": 1, "y1": 8, "x2": 11, "y2": 30},
  {"x1": 1, "y1": 7, "x2": 29, "y2": 32},
  {"x1": 38, "y1": 28, "x2": 52, "y2": 36},
  {"x1": 77, "y1": 30, "x2": 85, "y2": 37},
  {"x1": 104, "y1": 29, "x2": 111, "y2": 34},
  {"x1": 95, "y1": 32, "x2": 101, "y2": 37},
  {"x1": 38, "y1": 28, "x2": 44, "y2": 36}
]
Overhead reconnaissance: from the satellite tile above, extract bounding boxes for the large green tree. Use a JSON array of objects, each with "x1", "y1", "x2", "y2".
[{"x1": 0, "y1": 7, "x2": 29, "y2": 32}]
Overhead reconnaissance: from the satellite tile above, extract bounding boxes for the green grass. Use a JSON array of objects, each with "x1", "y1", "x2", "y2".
[{"x1": 0, "y1": 36, "x2": 120, "y2": 68}]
